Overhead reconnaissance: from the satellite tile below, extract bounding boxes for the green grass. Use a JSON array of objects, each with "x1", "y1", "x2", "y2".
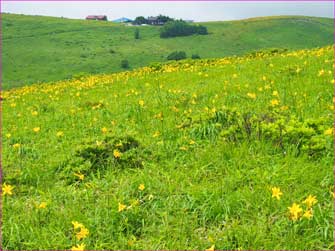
[
  {"x1": 2, "y1": 45, "x2": 334, "y2": 250},
  {"x1": 2, "y1": 14, "x2": 333, "y2": 89}
]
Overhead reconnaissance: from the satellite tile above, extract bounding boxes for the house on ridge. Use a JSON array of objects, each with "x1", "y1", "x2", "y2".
[
  {"x1": 147, "y1": 16, "x2": 165, "y2": 25},
  {"x1": 86, "y1": 15, "x2": 108, "y2": 21}
]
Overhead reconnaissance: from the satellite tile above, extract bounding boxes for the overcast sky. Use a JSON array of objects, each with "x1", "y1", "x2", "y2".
[{"x1": 1, "y1": 1, "x2": 333, "y2": 22}]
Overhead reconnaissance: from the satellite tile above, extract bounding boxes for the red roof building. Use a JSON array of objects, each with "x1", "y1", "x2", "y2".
[{"x1": 86, "y1": 15, "x2": 108, "y2": 21}]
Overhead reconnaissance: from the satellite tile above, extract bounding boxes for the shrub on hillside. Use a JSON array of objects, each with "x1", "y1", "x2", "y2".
[
  {"x1": 134, "y1": 28, "x2": 140, "y2": 39},
  {"x1": 160, "y1": 20, "x2": 208, "y2": 38},
  {"x1": 121, "y1": 59, "x2": 129, "y2": 69},
  {"x1": 191, "y1": 54, "x2": 201, "y2": 59},
  {"x1": 133, "y1": 16, "x2": 147, "y2": 25},
  {"x1": 167, "y1": 51, "x2": 187, "y2": 61}
]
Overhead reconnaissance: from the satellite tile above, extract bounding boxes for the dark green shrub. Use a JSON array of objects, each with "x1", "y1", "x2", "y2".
[
  {"x1": 121, "y1": 59, "x2": 129, "y2": 69},
  {"x1": 58, "y1": 136, "x2": 149, "y2": 184},
  {"x1": 134, "y1": 28, "x2": 140, "y2": 39},
  {"x1": 191, "y1": 54, "x2": 201, "y2": 59},
  {"x1": 160, "y1": 20, "x2": 208, "y2": 38},
  {"x1": 167, "y1": 51, "x2": 186, "y2": 61},
  {"x1": 133, "y1": 16, "x2": 147, "y2": 25}
]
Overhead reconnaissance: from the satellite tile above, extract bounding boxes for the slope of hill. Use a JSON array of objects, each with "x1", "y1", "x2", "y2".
[
  {"x1": 2, "y1": 46, "x2": 334, "y2": 250},
  {"x1": 2, "y1": 14, "x2": 334, "y2": 89}
]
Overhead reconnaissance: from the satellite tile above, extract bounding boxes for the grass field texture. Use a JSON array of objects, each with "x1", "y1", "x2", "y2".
[
  {"x1": 2, "y1": 45, "x2": 334, "y2": 250},
  {"x1": 2, "y1": 14, "x2": 334, "y2": 89}
]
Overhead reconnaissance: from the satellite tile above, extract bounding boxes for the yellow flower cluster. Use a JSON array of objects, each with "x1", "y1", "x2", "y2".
[
  {"x1": 288, "y1": 195, "x2": 317, "y2": 221},
  {"x1": 2, "y1": 46, "x2": 332, "y2": 103},
  {"x1": 70, "y1": 221, "x2": 89, "y2": 250}
]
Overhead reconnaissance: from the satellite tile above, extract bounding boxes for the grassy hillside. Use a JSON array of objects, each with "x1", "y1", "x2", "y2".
[
  {"x1": 2, "y1": 14, "x2": 333, "y2": 89},
  {"x1": 2, "y1": 46, "x2": 334, "y2": 250}
]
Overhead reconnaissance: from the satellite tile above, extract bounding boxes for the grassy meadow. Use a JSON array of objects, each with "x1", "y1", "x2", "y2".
[
  {"x1": 2, "y1": 44, "x2": 334, "y2": 250},
  {"x1": 2, "y1": 14, "x2": 334, "y2": 89}
]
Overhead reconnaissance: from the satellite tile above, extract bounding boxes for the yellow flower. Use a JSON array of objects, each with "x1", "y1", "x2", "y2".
[
  {"x1": 138, "y1": 100, "x2": 145, "y2": 106},
  {"x1": 247, "y1": 93, "x2": 256, "y2": 99},
  {"x1": 56, "y1": 131, "x2": 64, "y2": 137},
  {"x1": 288, "y1": 203, "x2": 303, "y2": 221},
  {"x1": 138, "y1": 184, "x2": 145, "y2": 191},
  {"x1": 115, "y1": 142, "x2": 123, "y2": 147},
  {"x1": 154, "y1": 112, "x2": 163, "y2": 120},
  {"x1": 2, "y1": 183, "x2": 14, "y2": 196},
  {"x1": 72, "y1": 221, "x2": 84, "y2": 230},
  {"x1": 324, "y1": 128, "x2": 333, "y2": 136},
  {"x1": 272, "y1": 91, "x2": 278, "y2": 96},
  {"x1": 33, "y1": 127, "x2": 40, "y2": 133},
  {"x1": 71, "y1": 243, "x2": 85, "y2": 251},
  {"x1": 189, "y1": 140, "x2": 196, "y2": 145},
  {"x1": 271, "y1": 187, "x2": 283, "y2": 200},
  {"x1": 32, "y1": 111, "x2": 38, "y2": 116},
  {"x1": 5, "y1": 133, "x2": 11, "y2": 138},
  {"x1": 13, "y1": 143, "x2": 21, "y2": 148},
  {"x1": 74, "y1": 172, "x2": 85, "y2": 181},
  {"x1": 270, "y1": 99, "x2": 279, "y2": 106},
  {"x1": 280, "y1": 106, "x2": 289, "y2": 111},
  {"x1": 113, "y1": 149, "x2": 121, "y2": 158},
  {"x1": 303, "y1": 195, "x2": 317, "y2": 208},
  {"x1": 118, "y1": 202, "x2": 127, "y2": 212},
  {"x1": 130, "y1": 199, "x2": 140, "y2": 207},
  {"x1": 206, "y1": 244, "x2": 215, "y2": 251},
  {"x1": 152, "y1": 131, "x2": 160, "y2": 138},
  {"x1": 76, "y1": 227, "x2": 89, "y2": 240},
  {"x1": 101, "y1": 127, "x2": 108, "y2": 134},
  {"x1": 302, "y1": 209, "x2": 313, "y2": 220},
  {"x1": 38, "y1": 202, "x2": 47, "y2": 209}
]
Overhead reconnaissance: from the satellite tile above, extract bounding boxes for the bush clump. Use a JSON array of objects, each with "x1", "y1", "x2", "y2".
[
  {"x1": 58, "y1": 136, "x2": 150, "y2": 184},
  {"x1": 160, "y1": 20, "x2": 208, "y2": 38},
  {"x1": 121, "y1": 59, "x2": 129, "y2": 69},
  {"x1": 167, "y1": 51, "x2": 187, "y2": 61},
  {"x1": 134, "y1": 28, "x2": 140, "y2": 39}
]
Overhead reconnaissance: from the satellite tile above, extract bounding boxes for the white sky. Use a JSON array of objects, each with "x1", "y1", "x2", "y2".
[{"x1": 1, "y1": 1, "x2": 334, "y2": 22}]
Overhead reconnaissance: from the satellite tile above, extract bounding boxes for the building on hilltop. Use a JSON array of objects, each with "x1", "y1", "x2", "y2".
[
  {"x1": 147, "y1": 16, "x2": 165, "y2": 25},
  {"x1": 86, "y1": 15, "x2": 108, "y2": 21}
]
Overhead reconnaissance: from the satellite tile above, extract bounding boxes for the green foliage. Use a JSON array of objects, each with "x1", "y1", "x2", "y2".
[
  {"x1": 190, "y1": 108, "x2": 332, "y2": 158},
  {"x1": 166, "y1": 51, "x2": 187, "y2": 61},
  {"x1": 121, "y1": 59, "x2": 129, "y2": 69},
  {"x1": 133, "y1": 16, "x2": 147, "y2": 25},
  {"x1": 191, "y1": 54, "x2": 201, "y2": 59},
  {"x1": 134, "y1": 28, "x2": 140, "y2": 39},
  {"x1": 160, "y1": 20, "x2": 208, "y2": 38},
  {"x1": 59, "y1": 136, "x2": 148, "y2": 183},
  {"x1": 156, "y1": 14, "x2": 173, "y2": 24}
]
